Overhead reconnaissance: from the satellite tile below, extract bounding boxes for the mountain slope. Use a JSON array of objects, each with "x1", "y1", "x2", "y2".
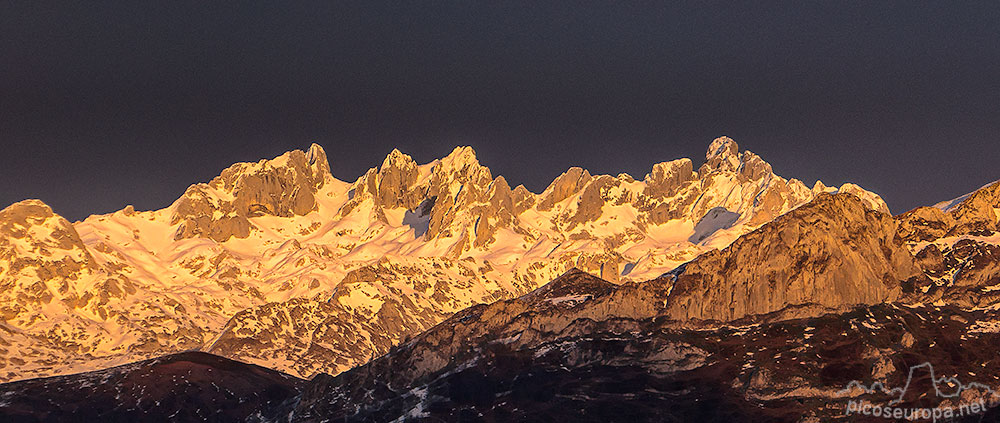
[
  {"x1": 6, "y1": 176, "x2": 1000, "y2": 421},
  {"x1": 665, "y1": 193, "x2": 922, "y2": 321},
  {"x1": 895, "y1": 179, "x2": 1000, "y2": 310},
  {"x1": 0, "y1": 136, "x2": 890, "y2": 382},
  {"x1": 286, "y1": 195, "x2": 999, "y2": 422}
]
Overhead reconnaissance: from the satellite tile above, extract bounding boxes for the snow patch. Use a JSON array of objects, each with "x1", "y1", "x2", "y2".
[{"x1": 546, "y1": 294, "x2": 592, "y2": 306}]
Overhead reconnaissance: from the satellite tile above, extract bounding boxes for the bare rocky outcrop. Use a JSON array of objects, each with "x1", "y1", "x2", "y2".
[
  {"x1": 896, "y1": 206, "x2": 955, "y2": 243},
  {"x1": 911, "y1": 240, "x2": 1000, "y2": 308},
  {"x1": 892, "y1": 180, "x2": 1000, "y2": 309},
  {"x1": 538, "y1": 167, "x2": 593, "y2": 211},
  {"x1": 171, "y1": 143, "x2": 332, "y2": 242},
  {"x1": 664, "y1": 193, "x2": 922, "y2": 321},
  {"x1": 300, "y1": 269, "x2": 668, "y2": 387},
  {"x1": 293, "y1": 264, "x2": 1000, "y2": 422},
  {"x1": 948, "y1": 180, "x2": 1000, "y2": 235},
  {"x1": 0, "y1": 200, "x2": 95, "y2": 266},
  {"x1": 340, "y1": 148, "x2": 424, "y2": 214},
  {"x1": 701, "y1": 136, "x2": 742, "y2": 173},
  {"x1": 897, "y1": 180, "x2": 1000, "y2": 243},
  {"x1": 642, "y1": 158, "x2": 697, "y2": 199},
  {"x1": 423, "y1": 147, "x2": 496, "y2": 241}
]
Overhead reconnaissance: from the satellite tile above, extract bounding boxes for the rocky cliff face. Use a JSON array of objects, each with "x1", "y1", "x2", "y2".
[
  {"x1": 897, "y1": 180, "x2": 1000, "y2": 243},
  {"x1": 4, "y1": 136, "x2": 1000, "y2": 421},
  {"x1": 0, "y1": 136, "x2": 891, "y2": 382},
  {"x1": 280, "y1": 187, "x2": 1000, "y2": 421},
  {"x1": 290, "y1": 195, "x2": 933, "y2": 417},
  {"x1": 171, "y1": 144, "x2": 331, "y2": 242},
  {"x1": 894, "y1": 179, "x2": 1000, "y2": 310},
  {"x1": 665, "y1": 193, "x2": 922, "y2": 321}
]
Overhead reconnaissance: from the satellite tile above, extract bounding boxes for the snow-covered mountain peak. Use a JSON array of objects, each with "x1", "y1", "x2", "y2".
[
  {"x1": 431, "y1": 146, "x2": 492, "y2": 191},
  {"x1": 0, "y1": 136, "x2": 896, "y2": 383},
  {"x1": 439, "y1": 145, "x2": 480, "y2": 169},
  {"x1": 380, "y1": 148, "x2": 416, "y2": 170}
]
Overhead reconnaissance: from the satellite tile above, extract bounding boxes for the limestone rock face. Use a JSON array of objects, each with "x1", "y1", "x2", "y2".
[
  {"x1": 0, "y1": 200, "x2": 103, "y2": 316},
  {"x1": 947, "y1": 180, "x2": 1000, "y2": 236},
  {"x1": 896, "y1": 206, "x2": 955, "y2": 243},
  {"x1": 701, "y1": 136, "x2": 741, "y2": 173},
  {"x1": 298, "y1": 269, "x2": 670, "y2": 388},
  {"x1": 341, "y1": 148, "x2": 424, "y2": 213},
  {"x1": 205, "y1": 258, "x2": 523, "y2": 377},
  {"x1": 922, "y1": 240, "x2": 1000, "y2": 287},
  {"x1": 839, "y1": 182, "x2": 891, "y2": 215},
  {"x1": 913, "y1": 239, "x2": 1000, "y2": 309},
  {"x1": 897, "y1": 180, "x2": 1000, "y2": 243},
  {"x1": 643, "y1": 159, "x2": 696, "y2": 199},
  {"x1": 0, "y1": 200, "x2": 95, "y2": 268},
  {"x1": 171, "y1": 144, "x2": 333, "y2": 241},
  {"x1": 290, "y1": 295, "x2": 1000, "y2": 422},
  {"x1": 893, "y1": 180, "x2": 1000, "y2": 309},
  {"x1": 664, "y1": 193, "x2": 922, "y2": 321},
  {"x1": 374, "y1": 149, "x2": 420, "y2": 208},
  {"x1": 538, "y1": 167, "x2": 593, "y2": 211}
]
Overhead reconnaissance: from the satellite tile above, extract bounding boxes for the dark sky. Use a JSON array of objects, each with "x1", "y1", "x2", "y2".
[{"x1": 3, "y1": 2, "x2": 999, "y2": 221}]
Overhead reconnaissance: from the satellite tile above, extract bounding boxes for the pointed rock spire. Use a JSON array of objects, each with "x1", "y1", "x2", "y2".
[
  {"x1": 374, "y1": 148, "x2": 420, "y2": 209},
  {"x1": 538, "y1": 167, "x2": 592, "y2": 211},
  {"x1": 703, "y1": 136, "x2": 741, "y2": 172},
  {"x1": 306, "y1": 143, "x2": 332, "y2": 180}
]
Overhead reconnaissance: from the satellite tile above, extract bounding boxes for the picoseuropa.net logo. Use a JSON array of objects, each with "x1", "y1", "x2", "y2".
[{"x1": 839, "y1": 362, "x2": 1000, "y2": 421}]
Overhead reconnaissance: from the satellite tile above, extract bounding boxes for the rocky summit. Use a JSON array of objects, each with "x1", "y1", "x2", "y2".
[{"x1": 3, "y1": 136, "x2": 1000, "y2": 422}]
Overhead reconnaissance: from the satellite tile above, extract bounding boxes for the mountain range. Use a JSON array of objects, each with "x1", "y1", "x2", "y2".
[{"x1": 2, "y1": 136, "x2": 1000, "y2": 421}]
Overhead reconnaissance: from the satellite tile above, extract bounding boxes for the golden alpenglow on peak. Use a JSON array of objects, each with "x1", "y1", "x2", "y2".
[{"x1": 4, "y1": 4, "x2": 999, "y2": 420}]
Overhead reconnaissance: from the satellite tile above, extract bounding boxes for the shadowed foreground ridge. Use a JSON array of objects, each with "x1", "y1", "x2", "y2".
[{"x1": 0, "y1": 352, "x2": 304, "y2": 423}]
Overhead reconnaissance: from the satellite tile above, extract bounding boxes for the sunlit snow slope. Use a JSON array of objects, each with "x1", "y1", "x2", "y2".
[{"x1": 0, "y1": 137, "x2": 889, "y2": 381}]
